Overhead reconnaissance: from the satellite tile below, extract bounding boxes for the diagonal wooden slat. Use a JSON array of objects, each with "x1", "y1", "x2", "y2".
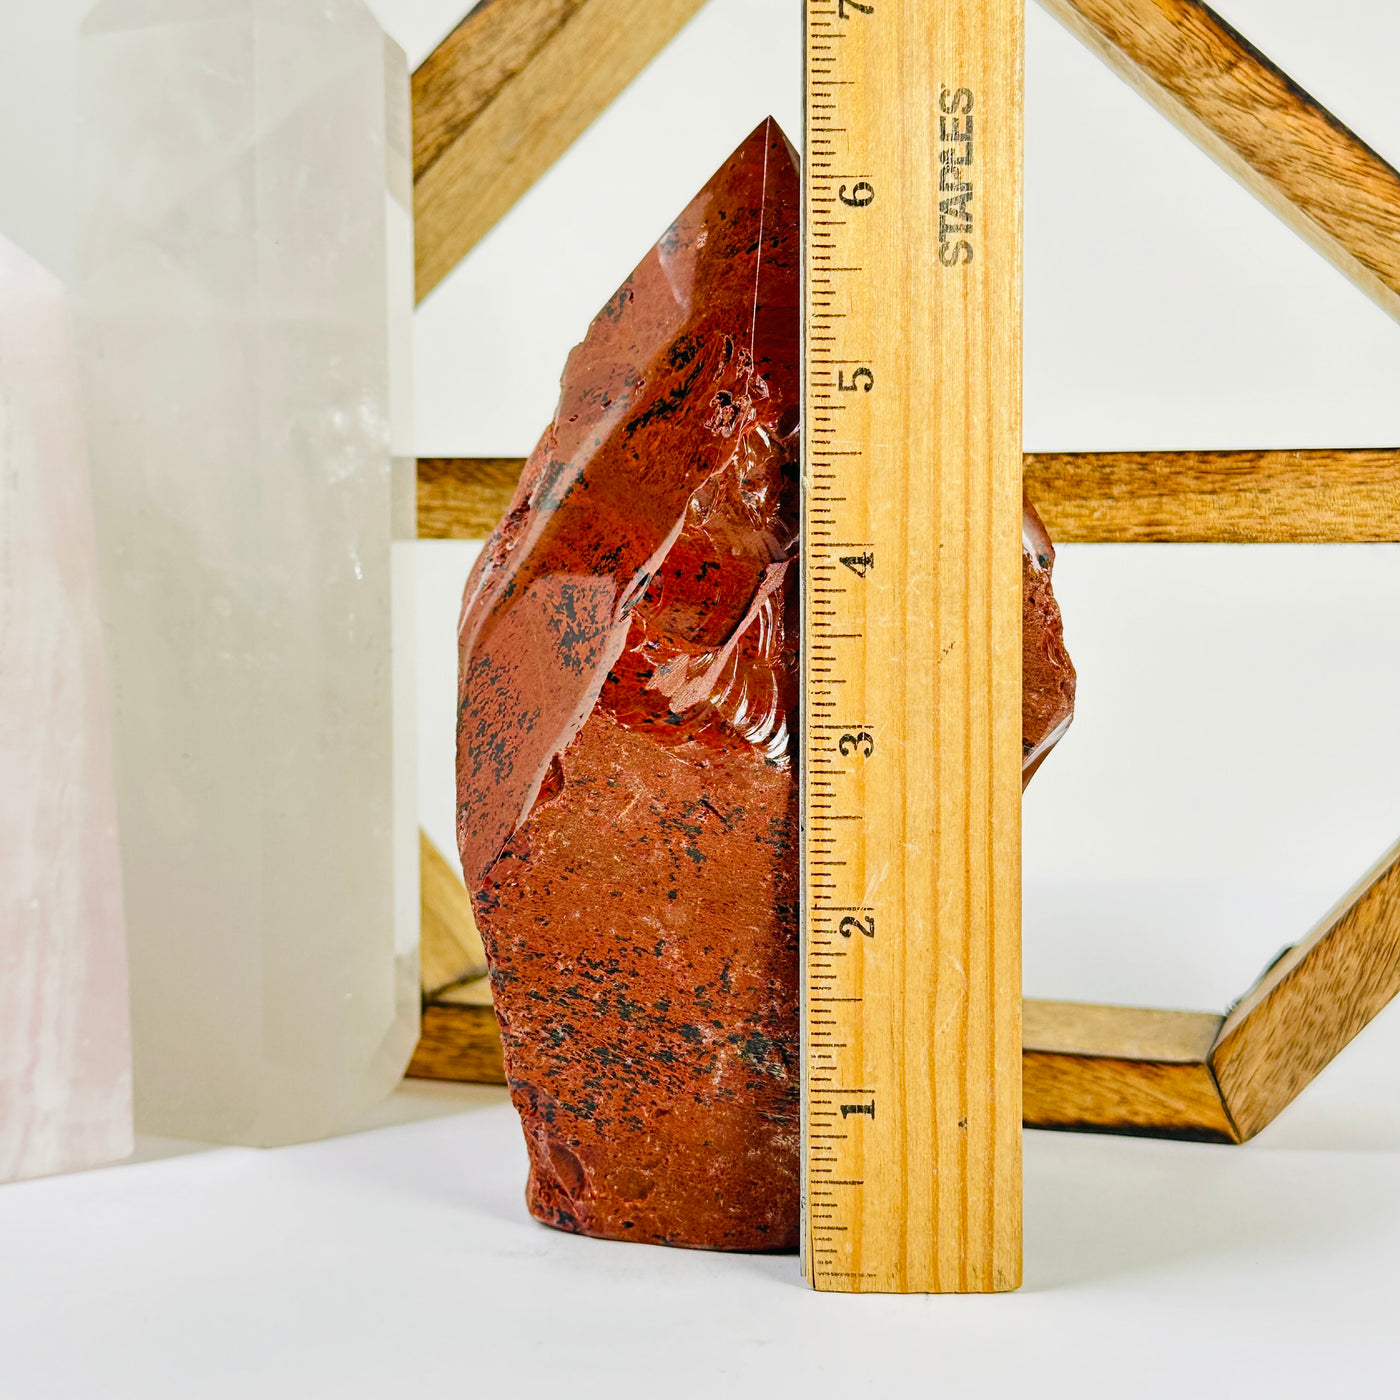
[
  {"x1": 419, "y1": 451, "x2": 1400, "y2": 544},
  {"x1": 414, "y1": 0, "x2": 582, "y2": 181},
  {"x1": 1211, "y1": 838, "x2": 1400, "y2": 1142},
  {"x1": 413, "y1": 0, "x2": 709, "y2": 302},
  {"x1": 419, "y1": 831, "x2": 489, "y2": 998},
  {"x1": 1037, "y1": 0, "x2": 1400, "y2": 324}
]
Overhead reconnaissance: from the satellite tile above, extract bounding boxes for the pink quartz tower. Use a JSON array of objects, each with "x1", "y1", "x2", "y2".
[{"x1": 0, "y1": 236, "x2": 132, "y2": 1182}]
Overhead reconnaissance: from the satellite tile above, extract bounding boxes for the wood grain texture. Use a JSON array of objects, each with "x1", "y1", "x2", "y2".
[
  {"x1": 1025, "y1": 449, "x2": 1400, "y2": 543},
  {"x1": 407, "y1": 980, "x2": 507, "y2": 1085},
  {"x1": 419, "y1": 830, "x2": 488, "y2": 998},
  {"x1": 413, "y1": 0, "x2": 584, "y2": 180},
  {"x1": 422, "y1": 452, "x2": 1400, "y2": 544},
  {"x1": 412, "y1": 0, "x2": 707, "y2": 301},
  {"x1": 417, "y1": 458, "x2": 524, "y2": 539},
  {"x1": 1037, "y1": 0, "x2": 1400, "y2": 323},
  {"x1": 1022, "y1": 1000, "x2": 1236, "y2": 1141},
  {"x1": 1211, "y1": 839, "x2": 1400, "y2": 1141},
  {"x1": 800, "y1": 0, "x2": 1023, "y2": 1294}
]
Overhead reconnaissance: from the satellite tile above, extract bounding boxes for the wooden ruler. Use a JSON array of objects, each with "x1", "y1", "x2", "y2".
[{"x1": 800, "y1": 0, "x2": 1025, "y2": 1294}]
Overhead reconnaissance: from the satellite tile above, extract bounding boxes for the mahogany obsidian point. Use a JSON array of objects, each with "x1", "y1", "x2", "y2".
[{"x1": 456, "y1": 118, "x2": 1075, "y2": 1252}]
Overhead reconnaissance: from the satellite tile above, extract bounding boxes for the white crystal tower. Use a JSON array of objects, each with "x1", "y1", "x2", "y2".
[
  {"x1": 77, "y1": 0, "x2": 418, "y2": 1146},
  {"x1": 0, "y1": 236, "x2": 133, "y2": 1182}
]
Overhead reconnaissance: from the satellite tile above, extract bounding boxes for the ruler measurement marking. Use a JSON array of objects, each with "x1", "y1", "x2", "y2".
[{"x1": 801, "y1": 0, "x2": 1022, "y2": 1296}]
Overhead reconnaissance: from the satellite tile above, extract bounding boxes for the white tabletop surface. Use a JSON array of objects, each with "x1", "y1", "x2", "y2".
[{"x1": 3, "y1": 1001, "x2": 1397, "y2": 1400}]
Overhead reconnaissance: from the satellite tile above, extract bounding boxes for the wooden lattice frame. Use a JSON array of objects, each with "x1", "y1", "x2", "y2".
[{"x1": 405, "y1": 0, "x2": 1400, "y2": 1144}]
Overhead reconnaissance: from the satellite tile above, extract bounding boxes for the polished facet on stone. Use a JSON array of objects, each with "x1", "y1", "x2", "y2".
[
  {"x1": 458, "y1": 120, "x2": 1075, "y2": 1249},
  {"x1": 0, "y1": 236, "x2": 133, "y2": 1183},
  {"x1": 76, "y1": 0, "x2": 417, "y2": 1146}
]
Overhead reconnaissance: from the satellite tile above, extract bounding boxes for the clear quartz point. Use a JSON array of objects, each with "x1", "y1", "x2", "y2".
[
  {"x1": 76, "y1": 0, "x2": 418, "y2": 1146},
  {"x1": 0, "y1": 236, "x2": 134, "y2": 1182}
]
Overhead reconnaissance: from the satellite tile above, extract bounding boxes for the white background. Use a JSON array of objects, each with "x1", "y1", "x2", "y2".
[{"x1": 2, "y1": 1, "x2": 1399, "y2": 1395}]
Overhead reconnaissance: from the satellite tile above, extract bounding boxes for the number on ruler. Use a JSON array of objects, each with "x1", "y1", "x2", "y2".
[
  {"x1": 837, "y1": 0, "x2": 874, "y2": 16},
  {"x1": 838, "y1": 182, "x2": 875, "y2": 208},
  {"x1": 840, "y1": 1101, "x2": 876, "y2": 1119},
  {"x1": 838, "y1": 731, "x2": 874, "y2": 758},
  {"x1": 838, "y1": 367, "x2": 874, "y2": 392},
  {"x1": 839, "y1": 914, "x2": 875, "y2": 940},
  {"x1": 839, "y1": 552, "x2": 873, "y2": 578}
]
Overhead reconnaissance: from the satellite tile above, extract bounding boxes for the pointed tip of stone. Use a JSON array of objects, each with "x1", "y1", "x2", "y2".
[
  {"x1": 739, "y1": 117, "x2": 799, "y2": 179},
  {"x1": 743, "y1": 115, "x2": 789, "y2": 150}
]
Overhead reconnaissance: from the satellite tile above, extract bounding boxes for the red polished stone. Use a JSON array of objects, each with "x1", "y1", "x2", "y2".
[
  {"x1": 457, "y1": 118, "x2": 1074, "y2": 1252},
  {"x1": 1022, "y1": 498, "x2": 1076, "y2": 786}
]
